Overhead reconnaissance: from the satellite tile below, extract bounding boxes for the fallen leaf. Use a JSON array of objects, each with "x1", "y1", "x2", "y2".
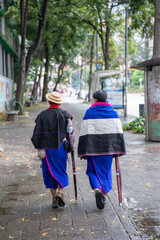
[
  {"x1": 112, "y1": 220, "x2": 115, "y2": 224},
  {"x1": 5, "y1": 157, "x2": 9, "y2": 161},
  {"x1": 11, "y1": 211, "x2": 17, "y2": 214},
  {"x1": 21, "y1": 217, "x2": 25, "y2": 221},
  {"x1": 9, "y1": 236, "x2": 14, "y2": 239},
  {"x1": 4, "y1": 164, "x2": 9, "y2": 166},
  {"x1": 32, "y1": 212, "x2": 40, "y2": 215},
  {"x1": 51, "y1": 217, "x2": 57, "y2": 221},
  {"x1": 39, "y1": 193, "x2": 47, "y2": 196},
  {"x1": 70, "y1": 199, "x2": 76, "y2": 203},
  {"x1": 139, "y1": 228, "x2": 145, "y2": 231},
  {"x1": 104, "y1": 231, "x2": 107, "y2": 234},
  {"x1": 122, "y1": 215, "x2": 126, "y2": 219},
  {"x1": 27, "y1": 167, "x2": 32, "y2": 170},
  {"x1": 0, "y1": 226, "x2": 5, "y2": 230},
  {"x1": 146, "y1": 183, "x2": 152, "y2": 188},
  {"x1": 42, "y1": 232, "x2": 48, "y2": 236},
  {"x1": 80, "y1": 228, "x2": 84, "y2": 231},
  {"x1": 30, "y1": 172, "x2": 36, "y2": 176}
]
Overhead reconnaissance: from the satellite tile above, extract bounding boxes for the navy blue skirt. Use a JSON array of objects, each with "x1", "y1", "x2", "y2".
[
  {"x1": 86, "y1": 155, "x2": 113, "y2": 194},
  {"x1": 42, "y1": 144, "x2": 69, "y2": 189}
]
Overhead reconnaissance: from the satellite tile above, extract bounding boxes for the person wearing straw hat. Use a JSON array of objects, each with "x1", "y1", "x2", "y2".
[
  {"x1": 78, "y1": 90, "x2": 126, "y2": 210},
  {"x1": 31, "y1": 91, "x2": 75, "y2": 208}
]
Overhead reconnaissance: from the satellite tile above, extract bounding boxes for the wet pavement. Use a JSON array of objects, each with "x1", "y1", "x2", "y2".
[{"x1": 0, "y1": 96, "x2": 159, "y2": 240}]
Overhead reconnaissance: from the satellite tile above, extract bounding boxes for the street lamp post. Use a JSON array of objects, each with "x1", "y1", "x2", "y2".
[{"x1": 124, "y1": 1, "x2": 130, "y2": 117}]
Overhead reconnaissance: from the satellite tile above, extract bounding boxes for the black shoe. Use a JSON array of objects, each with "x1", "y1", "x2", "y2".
[
  {"x1": 103, "y1": 196, "x2": 107, "y2": 204},
  {"x1": 95, "y1": 190, "x2": 104, "y2": 210},
  {"x1": 56, "y1": 193, "x2": 65, "y2": 207}
]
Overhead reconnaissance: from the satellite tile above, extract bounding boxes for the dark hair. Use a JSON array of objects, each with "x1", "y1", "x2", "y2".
[
  {"x1": 93, "y1": 90, "x2": 107, "y2": 102},
  {"x1": 49, "y1": 100, "x2": 57, "y2": 105}
]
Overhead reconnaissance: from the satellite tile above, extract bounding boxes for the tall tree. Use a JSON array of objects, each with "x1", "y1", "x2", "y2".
[
  {"x1": 16, "y1": 0, "x2": 29, "y2": 111},
  {"x1": 70, "y1": 0, "x2": 124, "y2": 70},
  {"x1": 7, "y1": 0, "x2": 49, "y2": 111},
  {"x1": 88, "y1": 34, "x2": 95, "y2": 101},
  {"x1": 69, "y1": 0, "x2": 154, "y2": 69}
]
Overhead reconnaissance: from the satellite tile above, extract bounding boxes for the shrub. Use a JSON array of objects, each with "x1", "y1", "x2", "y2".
[{"x1": 123, "y1": 116, "x2": 145, "y2": 133}]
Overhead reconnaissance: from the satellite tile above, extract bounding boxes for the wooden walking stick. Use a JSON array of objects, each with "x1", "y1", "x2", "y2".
[
  {"x1": 71, "y1": 150, "x2": 77, "y2": 200},
  {"x1": 115, "y1": 155, "x2": 122, "y2": 206}
]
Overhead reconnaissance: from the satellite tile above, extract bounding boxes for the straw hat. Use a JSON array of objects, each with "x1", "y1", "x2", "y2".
[{"x1": 46, "y1": 91, "x2": 63, "y2": 104}]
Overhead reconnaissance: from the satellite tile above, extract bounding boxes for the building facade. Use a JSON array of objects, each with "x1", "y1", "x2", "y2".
[{"x1": 0, "y1": 0, "x2": 19, "y2": 112}]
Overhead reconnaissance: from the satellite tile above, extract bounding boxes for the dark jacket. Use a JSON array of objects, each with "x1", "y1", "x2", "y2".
[{"x1": 31, "y1": 108, "x2": 72, "y2": 149}]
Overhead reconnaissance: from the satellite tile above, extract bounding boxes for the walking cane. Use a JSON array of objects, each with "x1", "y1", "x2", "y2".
[
  {"x1": 71, "y1": 150, "x2": 77, "y2": 200},
  {"x1": 115, "y1": 155, "x2": 122, "y2": 206}
]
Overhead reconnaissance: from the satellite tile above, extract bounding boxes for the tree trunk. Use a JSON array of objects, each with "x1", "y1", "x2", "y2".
[
  {"x1": 31, "y1": 74, "x2": 37, "y2": 102},
  {"x1": 53, "y1": 64, "x2": 63, "y2": 91},
  {"x1": 88, "y1": 34, "x2": 95, "y2": 101},
  {"x1": 25, "y1": 0, "x2": 49, "y2": 78},
  {"x1": 16, "y1": 0, "x2": 48, "y2": 111},
  {"x1": 15, "y1": 0, "x2": 29, "y2": 112},
  {"x1": 80, "y1": 57, "x2": 84, "y2": 80},
  {"x1": 104, "y1": 26, "x2": 110, "y2": 70},
  {"x1": 42, "y1": 42, "x2": 49, "y2": 101},
  {"x1": 32, "y1": 64, "x2": 43, "y2": 102}
]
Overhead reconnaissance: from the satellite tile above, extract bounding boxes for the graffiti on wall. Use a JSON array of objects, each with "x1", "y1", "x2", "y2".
[
  {"x1": 148, "y1": 69, "x2": 160, "y2": 139},
  {"x1": 148, "y1": 78, "x2": 160, "y2": 105},
  {"x1": 148, "y1": 74, "x2": 160, "y2": 122},
  {"x1": 149, "y1": 122, "x2": 160, "y2": 137},
  {"x1": 0, "y1": 77, "x2": 12, "y2": 112}
]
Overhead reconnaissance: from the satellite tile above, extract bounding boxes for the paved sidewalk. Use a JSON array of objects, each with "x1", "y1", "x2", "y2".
[{"x1": 0, "y1": 97, "x2": 159, "y2": 240}]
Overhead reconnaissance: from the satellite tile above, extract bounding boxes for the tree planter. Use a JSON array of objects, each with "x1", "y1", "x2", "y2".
[
  {"x1": 6, "y1": 110, "x2": 19, "y2": 121},
  {"x1": 25, "y1": 100, "x2": 33, "y2": 107}
]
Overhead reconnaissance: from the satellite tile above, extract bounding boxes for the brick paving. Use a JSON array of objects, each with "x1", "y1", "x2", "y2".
[{"x1": 0, "y1": 97, "x2": 159, "y2": 240}]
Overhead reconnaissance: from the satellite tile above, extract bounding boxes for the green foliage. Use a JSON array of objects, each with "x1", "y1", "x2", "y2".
[
  {"x1": 130, "y1": 38, "x2": 152, "y2": 66},
  {"x1": 129, "y1": 0, "x2": 155, "y2": 38},
  {"x1": 5, "y1": 0, "x2": 156, "y2": 90},
  {"x1": 130, "y1": 70, "x2": 144, "y2": 86},
  {"x1": 128, "y1": 85, "x2": 144, "y2": 91},
  {"x1": 123, "y1": 116, "x2": 145, "y2": 133}
]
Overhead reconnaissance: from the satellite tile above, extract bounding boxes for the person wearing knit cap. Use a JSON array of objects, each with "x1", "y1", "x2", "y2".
[
  {"x1": 31, "y1": 91, "x2": 75, "y2": 208},
  {"x1": 78, "y1": 90, "x2": 126, "y2": 210}
]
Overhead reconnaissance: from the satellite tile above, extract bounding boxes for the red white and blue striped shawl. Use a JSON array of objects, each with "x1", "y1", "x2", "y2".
[{"x1": 78, "y1": 102, "x2": 126, "y2": 158}]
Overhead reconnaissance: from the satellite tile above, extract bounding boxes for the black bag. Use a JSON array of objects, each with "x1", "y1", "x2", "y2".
[{"x1": 63, "y1": 141, "x2": 72, "y2": 153}]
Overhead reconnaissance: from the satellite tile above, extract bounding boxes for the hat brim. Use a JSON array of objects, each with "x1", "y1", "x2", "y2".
[{"x1": 46, "y1": 93, "x2": 63, "y2": 104}]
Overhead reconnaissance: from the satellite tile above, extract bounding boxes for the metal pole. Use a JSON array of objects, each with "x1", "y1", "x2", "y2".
[
  {"x1": 78, "y1": 57, "x2": 81, "y2": 98},
  {"x1": 85, "y1": 47, "x2": 87, "y2": 99},
  {"x1": 124, "y1": 5, "x2": 128, "y2": 117}
]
